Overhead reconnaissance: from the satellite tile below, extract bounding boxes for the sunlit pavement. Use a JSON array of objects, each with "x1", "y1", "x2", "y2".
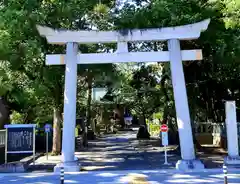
[
  {"x1": 75, "y1": 131, "x2": 180, "y2": 171},
  {"x1": 0, "y1": 169, "x2": 240, "y2": 184},
  {"x1": 22, "y1": 130, "x2": 237, "y2": 184},
  {"x1": 31, "y1": 130, "x2": 179, "y2": 172},
  {"x1": 31, "y1": 130, "x2": 226, "y2": 172}
]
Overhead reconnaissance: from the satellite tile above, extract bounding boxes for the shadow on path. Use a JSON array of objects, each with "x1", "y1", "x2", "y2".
[
  {"x1": 76, "y1": 131, "x2": 227, "y2": 171},
  {"x1": 76, "y1": 131, "x2": 180, "y2": 171}
]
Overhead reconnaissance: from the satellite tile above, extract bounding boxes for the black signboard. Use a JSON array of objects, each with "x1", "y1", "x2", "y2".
[
  {"x1": 7, "y1": 127, "x2": 34, "y2": 152},
  {"x1": 4, "y1": 124, "x2": 36, "y2": 164}
]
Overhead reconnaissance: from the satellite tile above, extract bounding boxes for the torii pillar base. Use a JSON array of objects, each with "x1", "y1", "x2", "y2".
[
  {"x1": 176, "y1": 159, "x2": 204, "y2": 171},
  {"x1": 224, "y1": 156, "x2": 240, "y2": 165},
  {"x1": 54, "y1": 161, "x2": 80, "y2": 173},
  {"x1": 54, "y1": 156, "x2": 80, "y2": 173}
]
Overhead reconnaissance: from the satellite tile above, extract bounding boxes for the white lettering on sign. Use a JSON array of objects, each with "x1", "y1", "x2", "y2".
[
  {"x1": 162, "y1": 131, "x2": 169, "y2": 146},
  {"x1": 44, "y1": 124, "x2": 51, "y2": 133}
]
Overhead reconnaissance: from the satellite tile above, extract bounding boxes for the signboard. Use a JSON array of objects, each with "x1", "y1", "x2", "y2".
[
  {"x1": 44, "y1": 124, "x2": 51, "y2": 133},
  {"x1": 4, "y1": 124, "x2": 36, "y2": 164},
  {"x1": 124, "y1": 114, "x2": 132, "y2": 126},
  {"x1": 161, "y1": 124, "x2": 168, "y2": 132},
  {"x1": 161, "y1": 124, "x2": 169, "y2": 165},
  {"x1": 92, "y1": 88, "x2": 108, "y2": 101},
  {"x1": 44, "y1": 124, "x2": 51, "y2": 160},
  {"x1": 162, "y1": 131, "x2": 169, "y2": 146},
  {"x1": 7, "y1": 127, "x2": 34, "y2": 152}
]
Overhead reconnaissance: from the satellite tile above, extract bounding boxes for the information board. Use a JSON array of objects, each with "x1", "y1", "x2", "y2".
[
  {"x1": 7, "y1": 127, "x2": 34, "y2": 152},
  {"x1": 4, "y1": 124, "x2": 36, "y2": 164}
]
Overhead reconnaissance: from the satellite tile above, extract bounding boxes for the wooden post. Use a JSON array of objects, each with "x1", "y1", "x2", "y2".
[
  {"x1": 60, "y1": 166, "x2": 64, "y2": 184},
  {"x1": 5, "y1": 128, "x2": 8, "y2": 164},
  {"x1": 223, "y1": 164, "x2": 228, "y2": 184}
]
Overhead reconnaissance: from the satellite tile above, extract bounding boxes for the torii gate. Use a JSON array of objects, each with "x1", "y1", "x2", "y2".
[{"x1": 37, "y1": 19, "x2": 210, "y2": 171}]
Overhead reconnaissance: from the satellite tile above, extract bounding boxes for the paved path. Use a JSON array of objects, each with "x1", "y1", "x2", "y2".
[
  {"x1": 31, "y1": 130, "x2": 226, "y2": 172},
  {"x1": 2, "y1": 130, "x2": 238, "y2": 183},
  {"x1": 77, "y1": 131, "x2": 179, "y2": 171},
  {"x1": 32, "y1": 130, "x2": 179, "y2": 171},
  {"x1": 0, "y1": 169, "x2": 240, "y2": 183}
]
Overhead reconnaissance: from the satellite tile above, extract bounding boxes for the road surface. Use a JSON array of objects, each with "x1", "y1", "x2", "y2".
[{"x1": 0, "y1": 169, "x2": 240, "y2": 183}]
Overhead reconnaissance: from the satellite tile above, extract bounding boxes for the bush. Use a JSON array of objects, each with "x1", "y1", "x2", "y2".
[{"x1": 10, "y1": 111, "x2": 25, "y2": 124}]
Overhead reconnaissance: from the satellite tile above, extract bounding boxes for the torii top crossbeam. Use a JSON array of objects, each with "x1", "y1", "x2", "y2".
[{"x1": 36, "y1": 19, "x2": 210, "y2": 44}]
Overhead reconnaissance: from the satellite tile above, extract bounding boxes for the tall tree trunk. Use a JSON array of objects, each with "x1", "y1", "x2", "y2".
[
  {"x1": 160, "y1": 64, "x2": 170, "y2": 124},
  {"x1": 137, "y1": 112, "x2": 150, "y2": 139},
  {"x1": 189, "y1": 85, "x2": 203, "y2": 150},
  {"x1": 83, "y1": 74, "x2": 93, "y2": 144},
  {"x1": 52, "y1": 108, "x2": 62, "y2": 155},
  {"x1": 115, "y1": 104, "x2": 125, "y2": 128},
  {"x1": 142, "y1": 113, "x2": 147, "y2": 126},
  {"x1": 86, "y1": 75, "x2": 93, "y2": 128},
  {"x1": 0, "y1": 97, "x2": 9, "y2": 129}
]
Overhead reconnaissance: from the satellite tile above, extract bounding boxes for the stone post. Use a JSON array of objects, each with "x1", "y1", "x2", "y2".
[{"x1": 225, "y1": 101, "x2": 240, "y2": 165}]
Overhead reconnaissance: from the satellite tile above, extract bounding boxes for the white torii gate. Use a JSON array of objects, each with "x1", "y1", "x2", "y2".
[{"x1": 37, "y1": 19, "x2": 210, "y2": 171}]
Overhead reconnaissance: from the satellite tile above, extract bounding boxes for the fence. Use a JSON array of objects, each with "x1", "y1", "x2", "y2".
[
  {"x1": 193, "y1": 122, "x2": 240, "y2": 146},
  {"x1": 147, "y1": 122, "x2": 240, "y2": 146},
  {"x1": 194, "y1": 122, "x2": 240, "y2": 136},
  {"x1": 0, "y1": 130, "x2": 5, "y2": 148}
]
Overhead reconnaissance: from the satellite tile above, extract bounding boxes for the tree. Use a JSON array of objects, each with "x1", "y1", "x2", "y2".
[
  {"x1": 130, "y1": 64, "x2": 164, "y2": 121},
  {"x1": 0, "y1": 63, "x2": 12, "y2": 128},
  {"x1": 0, "y1": 0, "x2": 116, "y2": 153},
  {"x1": 0, "y1": 0, "x2": 122, "y2": 153},
  {"x1": 112, "y1": 0, "x2": 240, "y2": 144},
  {"x1": 222, "y1": 0, "x2": 240, "y2": 29},
  {"x1": 2, "y1": 0, "x2": 240, "y2": 152}
]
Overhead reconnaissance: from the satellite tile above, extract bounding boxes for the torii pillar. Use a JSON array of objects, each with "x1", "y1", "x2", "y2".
[{"x1": 37, "y1": 19, "x2": 210, "y2": 171}]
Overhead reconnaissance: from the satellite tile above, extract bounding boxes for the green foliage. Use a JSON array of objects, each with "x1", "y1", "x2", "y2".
[
  {"x1": 0, "y1": 68, "x2": 13, "y2": 96},
  {"x1": 146, "y1": 119, "x2": 160, "y2": 136},
  {"x1": 1, "y1": 0, "x2": 240, "y2": 129},
  {"x1": 10, "y1": 111, "x2": 25, "y2": 124},
  {"x1": 114, "y1": 0, "x2": 240, "y2": 122},
  {"x1": 153, "y1": 112, "x2": 163, "y2": 120},
  {"x1": 129, "y1": 64, "x2": 164, "y2": 118},
  {"x1": 223, "y1": 0, "x2": 240, "y2": 29},
  {"x1": 0, "y1": 0, "x2": 117, "y2": 123}
]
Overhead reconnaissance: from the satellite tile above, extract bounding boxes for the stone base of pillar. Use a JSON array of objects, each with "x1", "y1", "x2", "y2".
[
  {"x1": 54, "y1": 161, "x2": 80, "y2": 173},
  {"x1": 176, "y1": 159, "x2": 205, "y2": 171},
  {"x1": 224, "y1": 156, "x2": 240, "y2": 165}
]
